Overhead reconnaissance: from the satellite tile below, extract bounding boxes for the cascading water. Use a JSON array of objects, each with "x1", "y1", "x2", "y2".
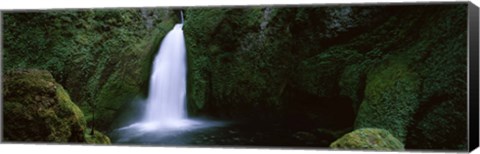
[
  {"x1": 113, "y1": 12, "x2": 223, "y2": 143},
  {"x1": 142, "y1": 23, "x2": 191, "y2": 129},
  {"x1": 118, "y1": 12, "x2": 202, "y2": 132}
]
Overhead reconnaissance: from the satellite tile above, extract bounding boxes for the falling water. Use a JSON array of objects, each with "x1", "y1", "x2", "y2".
[
  {"x1": 126, "y1": 17, "x2": 201, "y2": 131},
  {"x1": 113, "y1": 12, "x2": 224, "y2": 138},
  {"x1": 141, "y1": 23, "x2": 191, "y2": 129}
]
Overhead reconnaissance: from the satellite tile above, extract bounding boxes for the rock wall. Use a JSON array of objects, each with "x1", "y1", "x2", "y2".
[{"x1": 184, "y1": 4, "x2": 468, "y2": 150}]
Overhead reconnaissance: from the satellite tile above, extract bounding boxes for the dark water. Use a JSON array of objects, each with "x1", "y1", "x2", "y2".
[{"x1": 109, "y1": 120, "x2": 339, "y2": 149}]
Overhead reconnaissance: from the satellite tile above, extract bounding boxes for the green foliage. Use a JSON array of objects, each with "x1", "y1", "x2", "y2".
[
  {"x1": 330, "y1": 128, "x2": 405, "y2": 151},
  {"x1": 3, "y1": 9, "x2": 176, "y2": 132}
]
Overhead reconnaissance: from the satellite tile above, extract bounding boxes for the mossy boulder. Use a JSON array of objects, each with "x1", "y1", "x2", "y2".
[
  {"x1": 354, "y1": 57, "x2": 420, "y2": 142},
  {"x1": 330, "y1": 128, "x2": 404, "y2": 151},
  {"x1": 3, "y1": 69, "x2": 87, "y2": 142},
  {"x1": 85, "y1": 129, "x2": 112, "y2": 144}
]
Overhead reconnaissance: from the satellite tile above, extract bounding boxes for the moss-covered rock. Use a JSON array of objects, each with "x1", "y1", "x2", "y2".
[
  {"x1": 3, "y1": 69, "x2": 87, "y2": 142},
  {"x1": 3, "y1": 9, "x2": 177, "y2": 132},
  {"x1": 185, "y1": 8, "x2": 289, "y2": 119},
  {"x1": 55, "y1": 83, "x2": 88, "y2": 142},
  {"x1": 184, "y1": 7, "x2": 375, "y2": 120},
  {"x1": 293, "y1": 52, "x2": 344, "y2": 97},
  {"x1": 330, "y1": 128, "x2": 404, "y2": 151},
  {"x1": 350, "y1": 5, "x2": 467, "y2": 149},
  {"x1": 404, "y1": 6, "x2": 468, "y2": 149},
  {"x1": 85, "y1": 129, "x2": 112, "y2": 144},
  {"x1": 354, "y1": 57, "x2": 420, "y2": 142},
  {"x1": 3, "y1": 69, "x2": 113, "y2": 144}
]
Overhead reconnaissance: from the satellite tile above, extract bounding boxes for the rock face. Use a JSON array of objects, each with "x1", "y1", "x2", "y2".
[
  {"x1": 330, "y1": 128, "x2": 404, "y2": 150},
  {"x1": 3, "y1": 69, "x2": 87, "y2": 142},
  {"x1": 185, "y1": 5, "x2": 468, "y2": 150},
  {"x1": 184, "y1": 7, "x2": 370, "y2": 125},
  {"x1": 354, "y1": 57, "x2": 420, "y2": 142}
]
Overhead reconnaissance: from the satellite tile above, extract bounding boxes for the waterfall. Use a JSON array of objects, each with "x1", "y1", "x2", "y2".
[
  {"x1": 130, "y1": 21, "x2": 200, "y2": 131},
  {"x1": 114, "y1": 11, "x2": 224, "y2": 135},
  {"x1": 142, "y1": 23, "x2": 189, "y2": 128}
]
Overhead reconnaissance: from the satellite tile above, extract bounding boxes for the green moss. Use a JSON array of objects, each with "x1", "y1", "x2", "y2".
[
  {"x1": 56, "y1": 84, "x2": 87, "y2": 126},
  {"x1": 407, "y1": 99, "x2": 467, "y2": 150},
  {"x1": 85, "y1": 129, "x2": 111, "y2": 144},
  {"x1": 404, "y1": 6, "x2": 468, "y2": 149},
  {"x1": 330, "y1": 128, "x2": 404, "y2": 151},
  {"x1": 3, "y1": 69, "x2": 87, "y2": 142},
  {"x1": 294, "y1": 52, "x2": 342, "y2": 97},
  {"x1": 94, "y1": 71, "x2": 138, "y2": 130},
  {"x1": 339, "y1": 64, "x2": 366, "y2": 113},
  {"x1": 56, "y1": 83, "x2": 88, "y2": 142},
  {"x1": 3, "y1": 9, "x2": 177, "y2": 132},
  {"x1": 3, "y1": 5, "x2": 468, "y2": 149},
  {"x1": 185, "y1": 8, "x2": 283, "y2": 118},
  {"x1": 354, "y1": 56, "x2": 420, "y2": 142},
  {"x1": 88, "y1": 20, "x2": 175, "y2": 131}
]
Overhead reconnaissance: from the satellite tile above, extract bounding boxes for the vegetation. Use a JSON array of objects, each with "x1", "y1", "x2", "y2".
[
  {"x1": 3, "y1": 69, "x2": 89, "y2": 142},
  {"x1": 184, "y1": 4, "x2": 468, "y2": 150},
  {"x1": 85, "y1": 129, "x2": 112, "y2": 144},
  {"x1": 354, "y1": 56, "x2": 420, "y2": 142},
  {"x1": 3, "y1": 8, "x2": 177, "y2": 132},
  {"x1": 330, "y1": 128, "x2": 404, "y2": 150},
  {"x1": 2, "y1": 4, "x2": 468, "y2": 150}
]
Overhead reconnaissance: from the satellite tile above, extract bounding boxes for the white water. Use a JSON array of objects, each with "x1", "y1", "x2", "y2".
[
  {"x1": 113, "y1": 14, "x2": 226, "y2": 138},
  {"x1": 143, "y1": 23, "x2": 192, "y2": 129},
  {"x1": 119, "y1": 23, "x2": 202, "y2": 132}
]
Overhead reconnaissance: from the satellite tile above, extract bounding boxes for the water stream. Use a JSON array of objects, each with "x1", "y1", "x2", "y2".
[
  {"x1": 110, "y1": 13, "x2": 334, "y2": 147},
  {"x1": 112, "y1": 19, "x2": 213, "y2": 136}
]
